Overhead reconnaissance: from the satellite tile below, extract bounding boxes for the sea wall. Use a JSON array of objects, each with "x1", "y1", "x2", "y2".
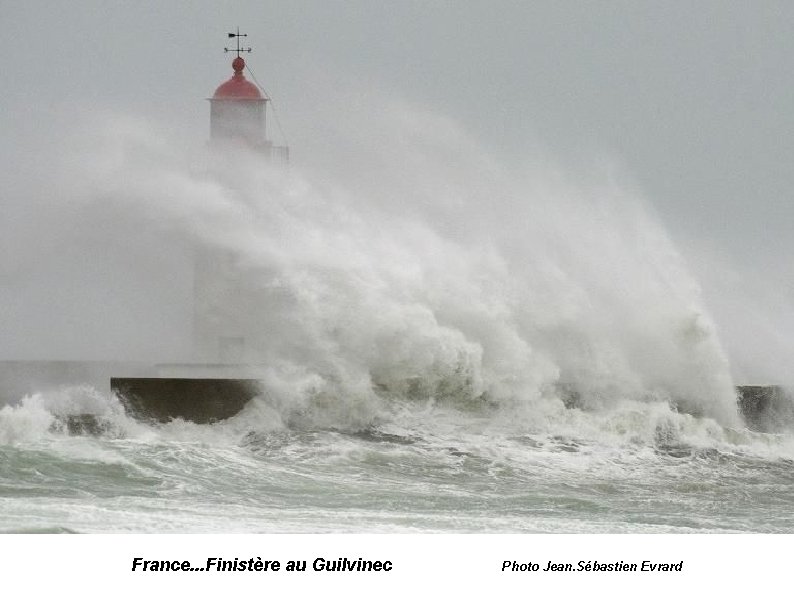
[{"x1": 111, "y1": 377, "x2": 261, "y2": 424}]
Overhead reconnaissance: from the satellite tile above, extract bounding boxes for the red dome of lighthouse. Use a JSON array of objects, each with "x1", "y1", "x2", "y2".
[{"x1": 213, "y1": 57, "x2": 263, "y2": 99}]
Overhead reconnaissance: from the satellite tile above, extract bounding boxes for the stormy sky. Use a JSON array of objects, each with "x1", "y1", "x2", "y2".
[{"x1": 1, "y1": 1, "x2": 792, "y2": 382}]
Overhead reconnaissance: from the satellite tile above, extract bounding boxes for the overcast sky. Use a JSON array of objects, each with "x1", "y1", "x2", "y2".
[{"x1": 1, "y1": 1, "x2": 792, "y2": 381}]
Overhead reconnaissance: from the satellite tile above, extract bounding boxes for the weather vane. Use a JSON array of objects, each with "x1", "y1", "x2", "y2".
[{"x1": 225, "y1": 27, "x2": 252, "y2": 58}]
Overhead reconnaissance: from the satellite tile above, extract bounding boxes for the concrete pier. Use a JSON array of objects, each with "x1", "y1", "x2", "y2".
[
  {"x1": 1, "y1": 360, "x2": 790, "y2": 430},
  {"x1": 111, "y1": 377, "x2": 261, "y2": 424},
  {"x1": 109, "y1": 380, "x2": 791, "y2": 429}
]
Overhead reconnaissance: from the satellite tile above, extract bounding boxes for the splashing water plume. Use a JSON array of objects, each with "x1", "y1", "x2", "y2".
[{"x1": 54, "y1": 102, "x2": 741, "y2": 433}]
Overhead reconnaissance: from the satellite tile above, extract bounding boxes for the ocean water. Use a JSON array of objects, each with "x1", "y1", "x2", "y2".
[
  {"x1": 3, "y1": 110, "x2": 793, "y2": 533},
  {"x1": 1, "y1": 385, "x2": 793, "y2": 533}
]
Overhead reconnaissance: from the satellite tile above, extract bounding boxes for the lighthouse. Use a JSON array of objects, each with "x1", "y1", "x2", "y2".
[
  {"x1": 192, "y1": 30, "x2": 289, "y2": 365},
  {"x1": 109, "y1": 32, "x2": 288, "y2": 424},
  {"x1": 208, "y1": 29, "x2": 288, "y2": 162}
]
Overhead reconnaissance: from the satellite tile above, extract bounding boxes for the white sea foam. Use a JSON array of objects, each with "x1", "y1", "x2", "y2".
[
  {"x1": 0, "y1": 394, "x2": 55, "y2": 444},
  {"x1": 52, "y1": 103, "x2": 744, "y2": 430}
]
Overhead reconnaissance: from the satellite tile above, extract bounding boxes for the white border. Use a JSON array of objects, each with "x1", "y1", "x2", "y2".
[{"x1": 1, "y1": 534, "x2": 788, "y2": 594}]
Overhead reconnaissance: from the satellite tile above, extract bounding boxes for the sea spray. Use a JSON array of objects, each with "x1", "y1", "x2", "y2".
[{"x1": 51, "y1": 104, "x2": 743, "y2": 430}]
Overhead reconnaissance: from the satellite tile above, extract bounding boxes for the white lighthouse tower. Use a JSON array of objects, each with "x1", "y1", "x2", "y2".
[{"x1": 193, "y1": 31, "x2": 288, "y2": 365}]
